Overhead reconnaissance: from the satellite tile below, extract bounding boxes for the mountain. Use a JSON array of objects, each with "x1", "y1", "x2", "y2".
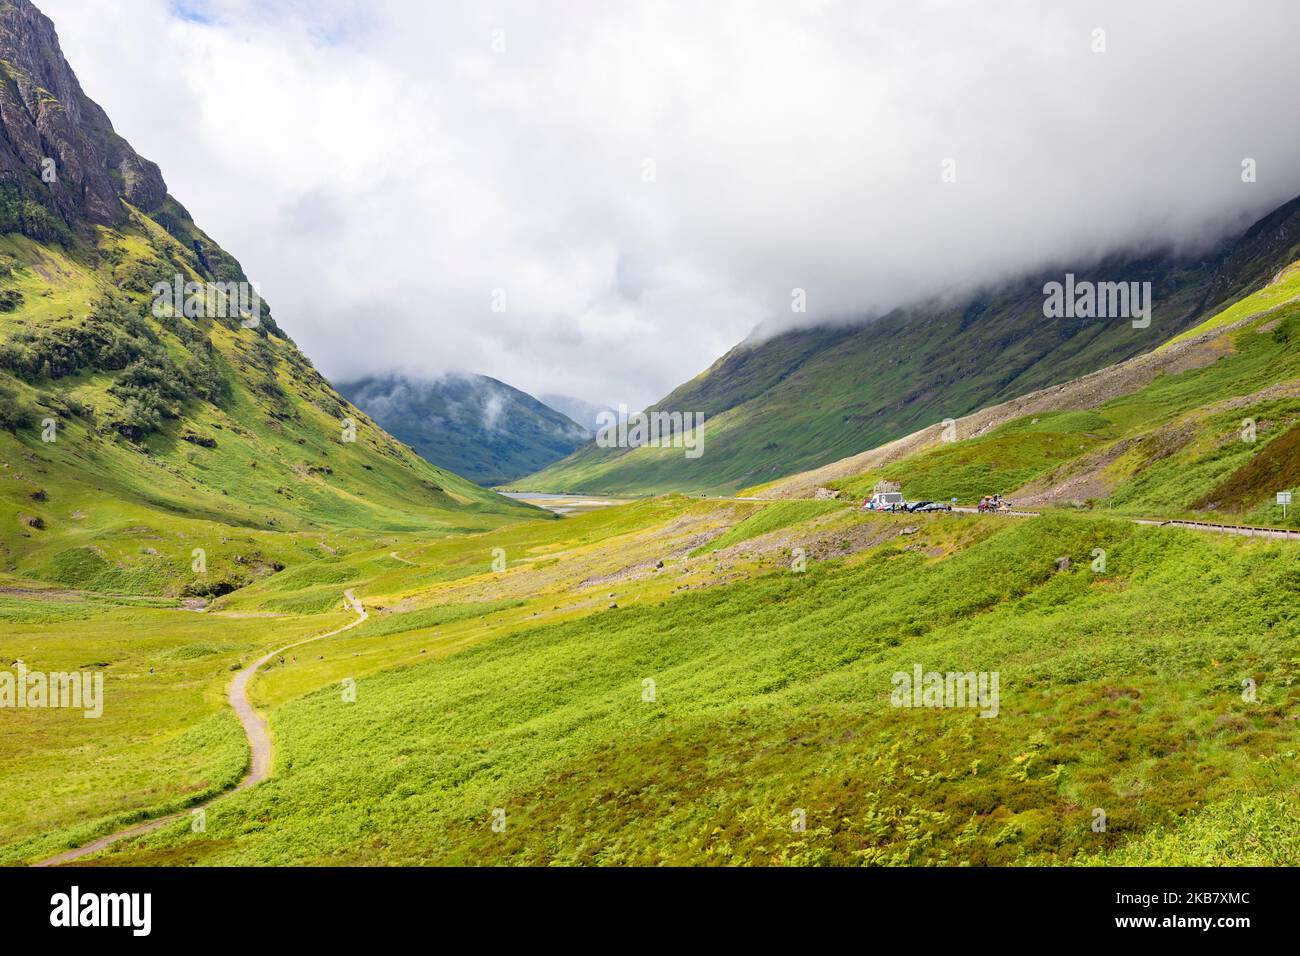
[
  {"x1": 762, "y1": 252, "x2": 1300, "y2": 526},
  {"x1": 523, "y1": 195, "x2": 1300, "y2": 494},
  {"x1": 337, "y1": 373, "x2": 589, "y2": 487},
  {"x1": 0, "y1": 0, "x2": 534, "y2": 596},
  {"x1": 537, "y1": 394, "x2": 608, "y2": 434}
]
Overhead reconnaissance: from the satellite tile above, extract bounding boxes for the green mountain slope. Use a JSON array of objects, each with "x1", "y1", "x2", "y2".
[
  {"x1": 765, "y1": 257, "x2": 1300, "y2": 529},
  {"x1": 524, "y1": 195, "x2": 1300, "y2": 494},
  {"x1": 337, "y1": 373, "x2": 588, "y2": 487},
  {"x1": 0, "y1": 0, "x2": 534, "y2": 597}
]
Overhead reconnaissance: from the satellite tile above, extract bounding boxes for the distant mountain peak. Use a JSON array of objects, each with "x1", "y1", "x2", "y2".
[
  {"x1": 339, "y1": 372, "x2": 590, "y2": 487},
  {"x1": 538, "y1": 394, "x2": 612, "y2": 435}
]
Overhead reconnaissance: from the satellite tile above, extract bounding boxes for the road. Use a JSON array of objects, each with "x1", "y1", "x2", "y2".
[
  {"x1": 721, "y1": 497, "x2": 1300, "y2": 540},
  {"x1": 950, "y1": 505, "x2": 1300, "y2": 540},
  {"x1": 35, "y1": 590, "x2": 367, "y2": 867}
]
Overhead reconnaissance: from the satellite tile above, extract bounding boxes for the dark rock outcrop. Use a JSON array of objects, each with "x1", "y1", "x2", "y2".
[{"x1": 0, "y1": 0, "x2": 166, "y2": 229}]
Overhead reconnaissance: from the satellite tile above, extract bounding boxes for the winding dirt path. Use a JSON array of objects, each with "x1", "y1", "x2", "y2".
[{"x1": 35, "y1": 590, "x2": 367, "y2": 867}]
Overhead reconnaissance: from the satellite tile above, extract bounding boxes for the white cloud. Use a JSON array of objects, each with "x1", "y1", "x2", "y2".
[{"x1": 39, "y1": 0, "x2": 1300, "y2": 411}]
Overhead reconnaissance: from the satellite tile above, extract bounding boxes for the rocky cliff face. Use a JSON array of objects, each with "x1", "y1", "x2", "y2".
[
  {"x1": 0, "y1": 0, "x2": 166, "y2": 230},
  {"x1": 0, "y1": 0, "x2": 282, "y2": 335}
]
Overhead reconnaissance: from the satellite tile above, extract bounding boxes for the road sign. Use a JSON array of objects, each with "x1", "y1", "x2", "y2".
[{"x1": 1279, "y1": 491, "x2": 1292, "y2": 519}]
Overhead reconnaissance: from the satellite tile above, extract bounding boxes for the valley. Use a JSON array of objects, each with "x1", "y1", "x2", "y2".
[
  {"x1": 7, "y1": 487, "x2": 1300, "y2": 866},
  {"x1": 8, "y1": 231, "x2": 1300, "y2": 867},
  {"x1": 1, "y1": 0, "x2": 1299, "y2": 876}
]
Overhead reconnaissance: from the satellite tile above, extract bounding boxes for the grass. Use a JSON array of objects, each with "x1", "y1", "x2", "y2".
[
  {"x1": 816, "y1": 283, "x2": 1300, "y2": 525},
  {"x1": 0, "y1": 494, "x2": 762, "y2": 861},
  {"x1": 0, "y1": 590, "x2": 347, "y2": 864},
  {"x1": 6, "y1": 448, "x2": 1300, "y2": 867},
  {"x1": 689, "y1": 499, "x2": 844, "y2": 555},
  {"x1": 47, "y1": 507, "x2": 1299, "y2": 867},
  {"x1": 11, "y1": 254, "x2": 1300, "y2": 865}
]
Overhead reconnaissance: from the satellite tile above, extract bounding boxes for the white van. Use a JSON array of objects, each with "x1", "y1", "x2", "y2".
[{"x1": 863, "y1": 491, "x2": 905, "y2": 511}]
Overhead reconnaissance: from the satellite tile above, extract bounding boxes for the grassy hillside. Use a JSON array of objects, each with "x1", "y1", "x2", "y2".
[
  {"x1": 10, "y1": 499, "x2": 1296, "y2": 866},
  {"x1": 524, "y1": 197, "x2": 1300, "y2": 495},
  {"x1": 12, "y1": 243, "x2": 1300, "y2": 868},
  {"x1": 0, "y1": 221, "x2": 536, "y2": 597},
  {"x1": 7, "y1": 0, "x2": 1300, "y2": 872},
  {"x1": 816, "y1": 259, "x2": 1300, "y2": 527}
]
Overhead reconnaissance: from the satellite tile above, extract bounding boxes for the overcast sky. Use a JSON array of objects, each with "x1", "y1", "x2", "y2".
[{"x1": 39, "y1": 0, "x2": 1300, "y2": 411}]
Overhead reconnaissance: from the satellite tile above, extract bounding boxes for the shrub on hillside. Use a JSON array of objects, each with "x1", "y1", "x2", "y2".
[
  {"x1": 0, "y1": 384, "x2": 34, "y2": 432},
  {"x1": 111, "y1": 352, "x2": 189, "y2": 404},
  {"x1": 0, "y1": 182, "x2": 71, "y2": 245},
  {"x1": 17, "y1": 199, "x2": 70, "y2": 245},
  {"x1": 1273, "y1": 316, "x2": 1296, "y2": 345},
  {"x1": 49, "y1": 390, "x2": 90, "y2": 419},
  {"x1": 113, "y1": 394, "x2": 164, "y2": 440},
  {"x1": 187, "y1": 354, "x2": 231, "y2": 406},
  {"x1": 180, "y1": 576, "x2": 245, "y2": 599},
  {"x1": 107, "y1": 348, "x2": 192, "y2": 437},
  {"x1": 0, "y1": 295, "x2": 233, "y2": 418},
  {"x1": 0, "y1": 297, "x2": 154, "y2": 381}
]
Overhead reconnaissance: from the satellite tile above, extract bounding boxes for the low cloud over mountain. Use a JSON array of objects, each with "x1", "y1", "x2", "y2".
[{"x1": 42, "y1": 0, "x2": 1300, "y2": 411}]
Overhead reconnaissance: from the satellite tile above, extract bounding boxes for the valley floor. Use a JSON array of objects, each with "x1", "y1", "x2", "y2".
[{"x1": 5, "y1": 494, "x2": 1299, "y2": 866}]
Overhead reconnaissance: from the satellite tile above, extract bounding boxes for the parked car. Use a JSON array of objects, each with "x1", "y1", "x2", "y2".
[
  {"x1": 905, "y1": 500, "x2": 933, "y2": 512},
  {"x1": 912, "y1": 501, "x2": 952, "y2": 513}
]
